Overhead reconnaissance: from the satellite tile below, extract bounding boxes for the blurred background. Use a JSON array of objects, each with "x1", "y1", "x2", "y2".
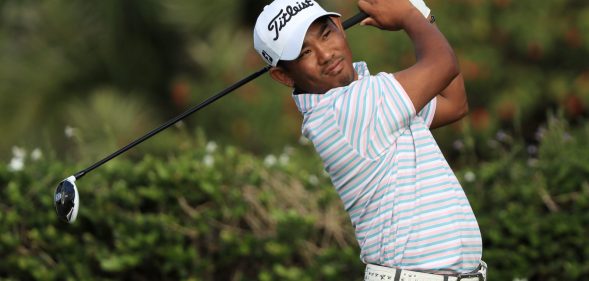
[{"x1": 1, "y1": 0, "x2": 589, "y2": 280}]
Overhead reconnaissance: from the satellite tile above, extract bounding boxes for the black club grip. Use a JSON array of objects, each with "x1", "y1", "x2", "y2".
[{"x1": 342, "y1": 11, "x2": 369, "y2": 30}]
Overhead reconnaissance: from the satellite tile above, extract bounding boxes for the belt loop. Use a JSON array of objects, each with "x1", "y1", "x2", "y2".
[
  {"x1": 394, "y1": 269, "x2": 402, "y2": 281},
  {"x1": 443, "y1": 277, "x2": 449, "y2": 281}
]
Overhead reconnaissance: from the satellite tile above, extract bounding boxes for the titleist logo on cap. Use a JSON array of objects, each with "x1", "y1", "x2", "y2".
[{"x1": 268, "y1": 0, "x2": 314, "y2": 41}]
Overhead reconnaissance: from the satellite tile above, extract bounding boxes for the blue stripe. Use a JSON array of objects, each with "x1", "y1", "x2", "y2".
[
  {"x1": 417, "y1": 172, "x2": 450, "y2": 183},
  {"x1": 396, "y1": 218, "x2": 477, "y2": 239},
  {"x1": 314, "y1": 123, "x2": 338, "y2": 146},
  {"x1": 414, "y1": 135, "x2": 430, "y2": 142},
  {"x1": 395, "y1": 202, "x2": 457, "y2": 217},
  {"x1": 375, "y1": 112, "x2": 389, "y2": 148},
  {"x1": 385, "y1": 233, "x2": 481, "y2": 258},
  {"x1": 325, "y1": 148, "x2": 355, "y2": 174},
  {"x1": 382, "y1": 74, "x2": 413, "y2": 126},
  {"x1": 330, "y1": 154, "x2": 362, "y2": 182},
  {"x1": 354, "y1": 206, "x2": 394, "y2": 233},
  {"x1": 322, "y1": 143, "x2": 348, "y2": 164},
  {"x1": 356, "y1": 79, "x2": 371, "y2": 149},
  {"x1": 398, "y1": 251, "x2": 482, "y2": 267},
  {"x1": 383, "y1": 235, "x2": 482, "y2": 258},
  {"x1": 316, "y1": 132, "x2": 343, "y2": 155},
  {"x1": 417, "y1": 166, "x2": 445, "y2": 175},
  {"x1": 401, "y1": 244, "x2": 470, "y2": 260},
  {"x1": 339, "y1": 161, "x2": 384, "y2": 199},
  {"x1": 349, "y1": 79, "x2": 365, "y2": 148},
  {"x1": 401, "y1": 229, "x2": 481, "y2": 245},
  {"x1": 381, "y1": 91, "x2": 401, "y2": 131},
  {"x1": 415, "y1": 141, "x2": 435, "y2": 149},
  {"x1": 341, "y1": 85, "x2": 353, "y2": 138}
]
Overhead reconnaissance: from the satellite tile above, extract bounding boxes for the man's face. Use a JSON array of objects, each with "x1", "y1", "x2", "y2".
[{"x1": 273, "y1": 16, "x2": 357, "y2": 94}]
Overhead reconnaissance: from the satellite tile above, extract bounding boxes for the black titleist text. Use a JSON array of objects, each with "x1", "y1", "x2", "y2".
[{"x1": 268, "y1": 0, "x2": 314, "y2": 41}]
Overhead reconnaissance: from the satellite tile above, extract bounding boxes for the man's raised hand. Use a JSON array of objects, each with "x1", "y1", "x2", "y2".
[{"x1": 358, "y1": 0, "x2": 424, "y2": 31}]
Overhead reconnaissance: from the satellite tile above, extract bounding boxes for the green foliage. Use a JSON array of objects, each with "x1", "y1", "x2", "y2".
[
  {"x1": 2, "y1": 117, "x2": 589, "y2": 280},
  {"x1": 0, "y1": 132, "x2": 362, "y2": 280},
  {"x1": 457, "y1": 115, "x2": 589, "y2": 280},
  {"x1": 2, "y1": 0, "x2": 589, "y2": 158},
  {"x1": 2, "y1": 0, "x2": 589, "y2": 279}
]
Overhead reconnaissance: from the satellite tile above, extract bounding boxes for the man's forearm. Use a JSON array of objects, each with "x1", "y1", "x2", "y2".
[
  {"x1": 394, "y1": 10, "x2": 460, "y2": 111},
  {"x1": 359, "y1": 0, "x2": 460, "y2": 112},
  {"x1": 404, "y1": 11, "x2": 457, "y2": 78}
]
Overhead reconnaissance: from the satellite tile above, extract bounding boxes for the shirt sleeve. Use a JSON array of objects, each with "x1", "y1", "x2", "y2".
[
  {"x1": 418, "y1": 96, "x2": 437, "y2": 128},
  {"x1": 332, "y1": 72, "x2": 418, "y2": 159}
]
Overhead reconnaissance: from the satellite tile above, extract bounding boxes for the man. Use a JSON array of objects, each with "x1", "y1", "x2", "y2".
[{"x1": 253, "y1": 0, "x2": 486, "y2": 280}]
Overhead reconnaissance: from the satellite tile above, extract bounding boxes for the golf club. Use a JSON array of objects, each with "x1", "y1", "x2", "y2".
[{"x1": 54, "y1": 11, "x2": 368, "y2": 224}]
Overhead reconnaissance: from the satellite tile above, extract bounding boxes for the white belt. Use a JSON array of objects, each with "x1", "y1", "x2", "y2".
[{"x1": 364, "y1": 263, "x2": 487, "y2": 281}]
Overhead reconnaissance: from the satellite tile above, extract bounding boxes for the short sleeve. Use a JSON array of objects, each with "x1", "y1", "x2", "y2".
[
  {"x1": 418, "y1": 96, "x2": 437, "y2": 128},
  {"x1": 377, "y1": 73, "x2": 417, "y2": 132},
  {"x1": 331, "y1": 72, "x2": 418, "y2": 158}
]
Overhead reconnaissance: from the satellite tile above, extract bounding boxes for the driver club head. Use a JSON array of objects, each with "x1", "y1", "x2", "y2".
[{"x1": 54, "y1": 176, "x2": 79, "y2": 223}]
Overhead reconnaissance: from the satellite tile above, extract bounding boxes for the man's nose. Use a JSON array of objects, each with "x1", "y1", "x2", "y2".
[{"x1": 316, "y1": 45, "x2": 333, "y2": 65}]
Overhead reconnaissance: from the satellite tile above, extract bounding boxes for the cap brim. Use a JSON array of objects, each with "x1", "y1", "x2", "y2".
[{"x1": 279, "y1": 12, "x2": 340, "y2": 62}]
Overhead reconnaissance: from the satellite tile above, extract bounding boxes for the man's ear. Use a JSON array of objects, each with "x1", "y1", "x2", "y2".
[{"x1": 269, "y1": 66, "x2": 295, "y2": 88}]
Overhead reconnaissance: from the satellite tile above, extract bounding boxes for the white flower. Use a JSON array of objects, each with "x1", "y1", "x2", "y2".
[
  {"x1": 31, "y1": 148, "x2": 43, "y2": 161},
  {"x1": 279, "y1": 154, "x2": 290, "y2": 165},
  {"x1": 535, "y1": 126, "x2": 546, "y2": 141},
  {"x1": 452, "y1": 140, "x2": 464, "y2": 151},
  {"x1": 527, "y1": 145, "x2": 538, "y2": 156},
  {"x1": 8, "y1": 157, "x2": 24, "y2": 171},
  {"x1": 308, "y1": 175, "x2": 319, "y2": 186},
  {"x1": 464, "y1": 171, "x2": 476, "y2": 182},
  {"x1": 203, "y1": 155, "x2": 214, "y2": 167},
  {"x1": 12, "y1": 146, "x2": 26, "y2": 159},
  {"x1": 206, "y1": 141, "x2": 217, "y2": 153},
  {"x1": 65, "y1": 126, "x2": 76, "y2": 138},
  {"x1": 9, "y1": 146, "x2": 26, "y2": 171},
  {"x1": 264, "y1": 155, "x2": 277, "y2": 167},
  {"x1": 496, "y1": 130, "x2": 510, "y2": 142}
]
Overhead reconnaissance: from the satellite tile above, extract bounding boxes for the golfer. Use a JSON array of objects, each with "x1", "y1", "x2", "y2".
[{"x1": 254, "y1": 0, "x2": 486, "y2": 279}]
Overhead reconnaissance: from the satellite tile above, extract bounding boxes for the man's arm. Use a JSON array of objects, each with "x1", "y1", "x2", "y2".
[
  {"x1": 358, "y1": 0, "x2": 459, "y2": 114},
  {"x1": 404, "y1": 2, "x2": 469, "y2": 129},
  {"x1": 427, "y1": 16, "x2": 468, "y2": 129},
  {"x1": 430, "y1": 73, "x2": 469, "y2": 129}
]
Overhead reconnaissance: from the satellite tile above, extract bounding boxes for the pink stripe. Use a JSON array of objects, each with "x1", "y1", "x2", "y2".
[
  {"x1": 405, "y1": 230, "x2": 482, "y2": 247},
  {"x1": 402, "y1": 245, "x2": 481, "y2": 261},
  {"x1": 396, "y1": 212, "x2": 476, "y2": 229}
]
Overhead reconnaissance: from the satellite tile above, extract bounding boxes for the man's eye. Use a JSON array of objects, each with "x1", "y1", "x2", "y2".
[{"x1": 298, "y1": 49, "x2": 311, "y2": 58}]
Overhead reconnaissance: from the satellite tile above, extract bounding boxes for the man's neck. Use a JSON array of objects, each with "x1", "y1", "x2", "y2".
[{"x1": 292, "y1": 69, "x2": 359, "y2": 95}]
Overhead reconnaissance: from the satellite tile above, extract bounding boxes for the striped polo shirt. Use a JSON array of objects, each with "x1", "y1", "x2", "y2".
[{"x1": 292, "y1": 61, "x2": 482, "y2": 274}]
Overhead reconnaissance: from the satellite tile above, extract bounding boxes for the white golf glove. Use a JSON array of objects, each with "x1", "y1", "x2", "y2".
[{"x1": 410, "y1": 0, "x2": 431, "y2": 18}]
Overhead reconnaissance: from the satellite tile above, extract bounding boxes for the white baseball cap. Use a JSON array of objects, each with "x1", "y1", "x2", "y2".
[{"x1": 253, "y1": 0, "x2": 340, "y2": 66}]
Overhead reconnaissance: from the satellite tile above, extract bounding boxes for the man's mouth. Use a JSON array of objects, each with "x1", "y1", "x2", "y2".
[{"x1": 324, "y1": 57, "x2": 344, "y2": 76}]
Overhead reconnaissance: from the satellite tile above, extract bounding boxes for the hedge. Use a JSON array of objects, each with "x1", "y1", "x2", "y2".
[{"x1": 1, "y1": 117, "x2": 589, "y2": 280}]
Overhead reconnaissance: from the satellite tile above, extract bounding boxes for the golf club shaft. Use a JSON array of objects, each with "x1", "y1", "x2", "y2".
[{"x1": 73, "y1": 11, "x2": 368, "y2": 180}]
